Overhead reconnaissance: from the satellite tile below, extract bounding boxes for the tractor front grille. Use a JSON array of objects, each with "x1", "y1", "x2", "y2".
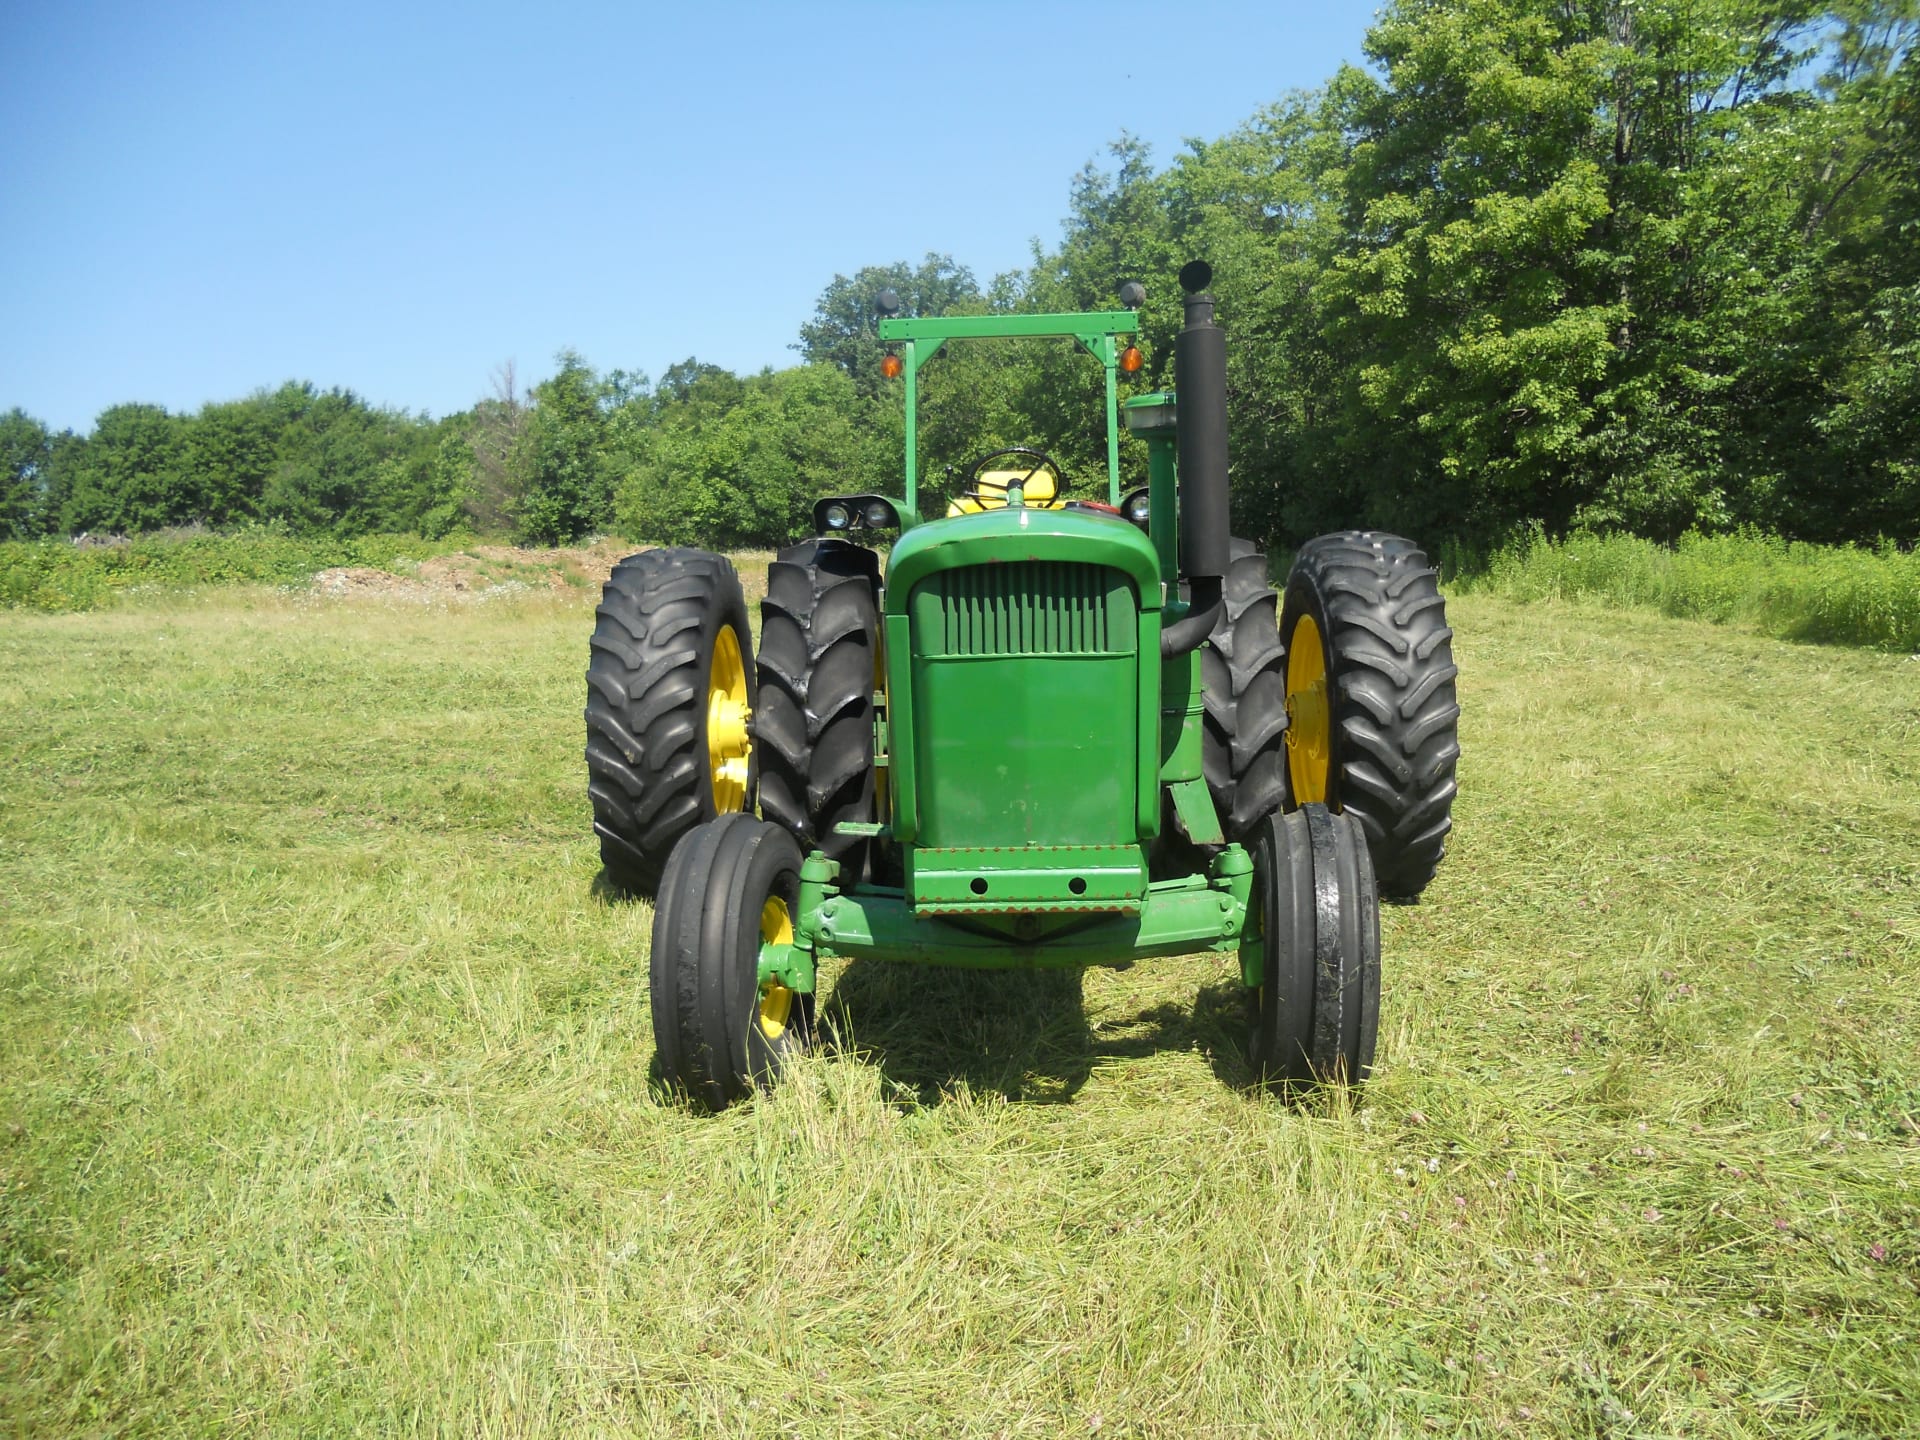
[
  {"x1": 903, "y1": 560, "x2": 1142, "y2": 851},
  {"x1": 921, "y1": 562, "x2": 1126, "y2": 658}
]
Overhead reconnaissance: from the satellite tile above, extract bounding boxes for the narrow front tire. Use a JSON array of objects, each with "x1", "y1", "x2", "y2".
[
  {"x1": 1244, "y1": 805, "x2": 1381, "y2": 1090},
  {"x1": 650, "y1": 814, "x2": 812, "y2": 1110}
]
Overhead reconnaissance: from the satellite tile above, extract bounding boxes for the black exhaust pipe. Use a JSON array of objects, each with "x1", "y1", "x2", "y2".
[{"x1": 1162, "y1": 262, "x2": 1230, "y2": 658}]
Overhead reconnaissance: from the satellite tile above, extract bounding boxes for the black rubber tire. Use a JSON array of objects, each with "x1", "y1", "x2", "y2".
[
  {"x1": 755, "y1": 539, "x2": 881, "y2": 880},
  {"x1": 1200, "y1": 538, "x2": 1289, "y2": 840},
  {"x1": 650, "y1": 813, "x2": 812, "y2": 1110},
  {"x1": 1244, "y1": 805, "x2": 1381, "y2": 1089},
  {"x1": 1280, "y1": 531, "x2": 1459, "y2": 899},
  {"x1": 585, "y1": 548, "x2": 755, "y2": 898}
]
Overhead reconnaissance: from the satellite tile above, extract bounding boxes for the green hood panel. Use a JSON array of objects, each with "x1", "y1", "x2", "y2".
[{"x1": 884, "y1": 507, "x2": 1162, "y2": 616}]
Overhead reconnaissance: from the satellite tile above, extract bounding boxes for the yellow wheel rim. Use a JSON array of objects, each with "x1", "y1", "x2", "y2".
[
  {"x1": 1285, "y1": 613, "x2": 1331, "y2": 804},
  {"x1": 706, "y1": 624, "x2": 751, "y2": 814},
  {"x1": 757, "y1": 896, "x2": 795, "y2": 1040}
]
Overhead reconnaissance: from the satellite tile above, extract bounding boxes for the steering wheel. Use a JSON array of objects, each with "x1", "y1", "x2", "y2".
[{"x1": 954, "y1": 447, "x2": 1069, "y2": 512}]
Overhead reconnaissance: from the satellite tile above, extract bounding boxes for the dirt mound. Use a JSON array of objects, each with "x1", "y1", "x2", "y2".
[{"x1": 310, "y1": 540, "x2": 641, "y2": 602}]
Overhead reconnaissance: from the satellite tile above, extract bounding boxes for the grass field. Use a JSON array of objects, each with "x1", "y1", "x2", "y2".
[{"x1": 2, "y1": 570, "x2": 1916, "y2": 1437}]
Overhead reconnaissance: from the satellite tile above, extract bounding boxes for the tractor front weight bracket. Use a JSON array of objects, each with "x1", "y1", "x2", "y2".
[{"x1": 1208, "y1": 843, "x2": 1259, "y2": 988}]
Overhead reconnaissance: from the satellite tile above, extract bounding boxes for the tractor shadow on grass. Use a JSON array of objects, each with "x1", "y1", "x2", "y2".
[{"x1": 817, "y1": 963, "x2": 1256, "y2": 1105}]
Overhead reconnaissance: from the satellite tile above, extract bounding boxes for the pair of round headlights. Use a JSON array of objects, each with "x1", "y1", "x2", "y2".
[{"x1": 818, "y1": 496, "x2": 899, "y2": 533}]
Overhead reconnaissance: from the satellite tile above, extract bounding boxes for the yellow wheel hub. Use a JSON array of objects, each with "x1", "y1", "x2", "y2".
[
  {"x1": 757, "y1": 896, "x2": 795, "y2": 1040},
  {"x1": 706, "y1": 624, "x2": 751, "y2": 813},
  {"x1": 1285, "y1": 613, "x2": 1331, "y2": 804}
]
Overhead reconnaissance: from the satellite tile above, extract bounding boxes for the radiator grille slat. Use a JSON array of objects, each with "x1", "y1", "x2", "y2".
[{"x1": 931, "y1": 562, "x2": 1121, "y2": 657}]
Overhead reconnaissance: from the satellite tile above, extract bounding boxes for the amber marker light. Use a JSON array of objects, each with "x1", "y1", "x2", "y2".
[
  {"x1": 880, "y1": 353, "x2": 903, "y2": 379},
  {"x1": 1119, "y1": 346, "x2": 1143, "y2": 373}
]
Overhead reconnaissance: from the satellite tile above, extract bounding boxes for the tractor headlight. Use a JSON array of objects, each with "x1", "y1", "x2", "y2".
[
  {"x1": 1122, "y1": 397, "x2": 1177, "y2": 433},
  {"x1": 815, "y1": 494, "x2": 902, "y2": 535},
  {"x1": 1122, "y1": 488, "x2": 1152, "y2": 527}
]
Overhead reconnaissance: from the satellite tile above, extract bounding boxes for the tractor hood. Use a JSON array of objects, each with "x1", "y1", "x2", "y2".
[{"x1": 883, "y1": 505, "x2": 1162, "y2": 618}]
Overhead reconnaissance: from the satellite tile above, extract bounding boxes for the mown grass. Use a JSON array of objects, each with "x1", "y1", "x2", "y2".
[
  {"x1": 1450, "y1": 530, "x2": 1920, "y2": 653},
  {"x1": 1, "y1": 574, "x2": 1916, "y2": 1437}
]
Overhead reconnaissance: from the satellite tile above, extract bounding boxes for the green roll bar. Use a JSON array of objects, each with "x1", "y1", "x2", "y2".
[{"x1": 876, "y1": 310, "x2": 1140, "y2": 506}]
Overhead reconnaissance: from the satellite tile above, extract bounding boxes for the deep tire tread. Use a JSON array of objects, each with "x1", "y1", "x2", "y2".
[
  {"x1": 585, "y1": 548, "x2": 754, "y2": 898},
  {"x1": 1283, "y1": 530, "x2": 1460, "y2": 899},
  {"x1": 754, "y1": 539, "x2": 881, "y2": 877},
  {"x1": 1200, "y1": 538, "x2": 1290, "y2": 842}
]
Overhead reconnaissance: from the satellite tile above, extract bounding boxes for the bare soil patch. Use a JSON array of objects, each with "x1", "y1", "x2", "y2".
[{"x1": 310, "y1": 540, "x2": 646, "y2": 602}]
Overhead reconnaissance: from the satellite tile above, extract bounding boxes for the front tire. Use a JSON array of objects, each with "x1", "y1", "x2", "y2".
[
  {"x1": 650, "y1": 813, "x2": 812, "y2": 1110},
  {"x1": 1280, "y1": 531, "x2": 1459, "y2": 899},
  {"x1": 585, "y1": 548, "x2": 756, "y2": 898},
  {"x1": 1244, "y1": 805, "x2": 1381, "y2": 1089}
]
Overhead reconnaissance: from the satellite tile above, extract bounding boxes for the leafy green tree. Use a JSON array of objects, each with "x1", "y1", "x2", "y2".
[
  {"x1": 516, "y1": 350, "x2": 614, "y2": 544},
  {"x1": 259, "y1": 387, "x2": 442, "y2": 536},
  {"x1": 616, "y1": 363, "x2": 890, "y2": 548},
  {"x1": 797, "y1": 255, "x2": 981, "y2": 395},
  {"x1": 182, "y1": 396, "x2": 279, "y2": 525},
  {"x1": 419, "y1": 414, "x2": 479, "y2": 539},
  {"x1": 261, "y1": 390, "x2": 384, "y2": 533},
  {"x1": 1, "y1": 408, "x2": 53, "y2": 539},
  {"x1": 57, "y1": 403, "x2": 191, "y2": 534},
  {"x1": 1736, "y1": 10, "x2": 1920, "y2": 540}
]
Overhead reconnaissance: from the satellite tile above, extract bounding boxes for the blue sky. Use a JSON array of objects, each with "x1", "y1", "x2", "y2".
[{"x1": 1, "y1": 2, "x2": 1377, "y2": 433}]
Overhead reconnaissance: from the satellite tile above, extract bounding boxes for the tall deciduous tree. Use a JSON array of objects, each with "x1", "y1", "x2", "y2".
[
  {"x1": 1, "y1": 408, "x2": 53, "y2": 539},
  {"x1": 517, "y1": 350, "x2": 615, "y2": 544},
  {"x1": 797, "y1": 255, "x2": 981, "y2": 395},
  {"x1": 58, "y1": 403, "x2": 190, "y2": 534}
]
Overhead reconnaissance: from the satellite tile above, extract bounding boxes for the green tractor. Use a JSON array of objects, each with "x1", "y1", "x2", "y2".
[{"x1": 585, "y1": 262, "x2": 1459, "y2": 1109}]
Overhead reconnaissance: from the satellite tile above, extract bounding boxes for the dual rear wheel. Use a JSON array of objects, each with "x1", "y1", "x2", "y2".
[
  {"x1": 584, "y1": 548, "x2": 758, "y2": 898},
  {"x1": 1203, "y1": 531, "x2": 1460, "y2": 900},
  {"x1": 585, "y1": 541, "x2": 880, "y2": 899}
]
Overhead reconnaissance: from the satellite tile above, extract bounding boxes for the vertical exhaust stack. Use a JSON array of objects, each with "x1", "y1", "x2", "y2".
[{"x1": 1162, "y1": 260, "x2": 1228, "y2": 657}]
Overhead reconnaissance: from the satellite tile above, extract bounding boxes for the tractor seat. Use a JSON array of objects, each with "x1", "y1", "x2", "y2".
[{"x1": 946, "y1": 468, "x2": 1070, "y2": 518}]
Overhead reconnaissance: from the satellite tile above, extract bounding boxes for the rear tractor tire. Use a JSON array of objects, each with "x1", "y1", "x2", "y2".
[
  {"x1": 585, "y1": 548, "x2": 757, "y2": 898},
  {"x1": 1244, "y1": 805, "x2": 1381, "y2": 1090},
  {"x1": 755, "y1": 539, "x2": 882, "y2": 881},
  {"x1": 650, "y1": 813, "x2": 812, "y2": 1110},
  {"x1": 1280, "y1": 531, "x2": 1459, "y2": 899},
  {"x1": 1201, "y1": 538, "x2": 1289, "y2": 840}
]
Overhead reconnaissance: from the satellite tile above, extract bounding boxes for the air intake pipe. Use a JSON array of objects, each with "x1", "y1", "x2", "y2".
[{"x1": 1161, "y1": 262, "x2": 1230, "y2": 658}]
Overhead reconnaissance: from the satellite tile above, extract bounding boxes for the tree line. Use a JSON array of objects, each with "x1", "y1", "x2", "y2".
[{"x1": 5, "y1": 0, "x2": 1915, "y2": 553}]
